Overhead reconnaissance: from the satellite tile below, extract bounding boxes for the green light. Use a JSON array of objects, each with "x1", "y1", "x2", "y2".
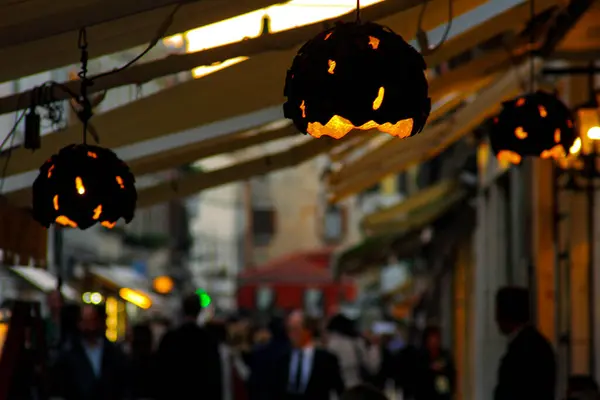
[{"x1": 195, "y1": 289, "x2": 212, "y2": 308}]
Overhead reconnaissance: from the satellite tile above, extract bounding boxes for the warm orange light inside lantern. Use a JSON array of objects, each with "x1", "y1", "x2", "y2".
[
  {"x1": 368, "y1": 36, "x2": 380, "y2": 49},
  {"x1": 328, "y1": 59, "x2": 336, "y2": 74},
  {"x1": 516, "y1": 98, "x2": 525, "y2": 107},
  {"x1": 93, "y1": 205, "x2": 102, "y2": 220},
  {"x1": 324, "y1": 32, "x2": 333, "y2": 40},
  {"x1": 514, "y1": 126, "x2": 528, "y2": 139},
  {"x1": 87, "y1": 151, "x2": 98, "y2": 158},
  {"x1": 75, "y1": 177, "x2": 85, "y2": 195},
  {"x1": 372, "y1": 87, "x2": 384, "y2": 110},
  {"x1": 55, "y1": 215, "x2": 78, "y2": 228},
  {"x1": 540, "y1": 145, "x2": 565, "y2": 159},
  {"x1": 116, "y1": 176, "x2": 125, "y2": 189},
  {"x1": 554, "y1": 129, "x2": 561, "y2": 143},
  {"x1": 53, "y1": 195, "x2": 59, "y2": 211},
  {"x1": 497, "y1": 150, "x2": 522, "y2": 165},
  {"x1": 570, "y1": 137, "x2": 582, "y2": 154},
  {"x1": 538, "y1": 106, "x2": 547, "y2": 118},
  {"x1": 47, "y1": 165, "x2": 54, "y2": 178},
  {"x1": 153, "y1": 276, "x2": 174, "y2": 295},
  {"x1": 307, "y1": 116, "x2": 414, "y2": 139},
  {"x1": 102, "y1": 221, "x2": 116, "y2": 229}
]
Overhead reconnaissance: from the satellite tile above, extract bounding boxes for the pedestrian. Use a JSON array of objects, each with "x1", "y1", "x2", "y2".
[{"x1": 494, "y1": 286, "x2": 556, "y2": 400}]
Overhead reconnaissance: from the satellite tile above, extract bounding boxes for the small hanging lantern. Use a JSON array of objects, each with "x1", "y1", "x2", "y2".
[
  {"x1": 283, "y1": 21, "x2": 431, "y2": 140},
  {"x1": 32, "y1": 144, "x2": 137, "y2": 230},
  {"x1": 31, "y1": 28, "x2": 137, "y2": 230},
  {"x1": 489, "y1": 91, "x2": 577, "y2": 165}
]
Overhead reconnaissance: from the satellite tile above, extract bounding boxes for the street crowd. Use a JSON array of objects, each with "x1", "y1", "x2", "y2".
[{"x1": 6, "y1": 286, "x2": 600, "y2": 400}]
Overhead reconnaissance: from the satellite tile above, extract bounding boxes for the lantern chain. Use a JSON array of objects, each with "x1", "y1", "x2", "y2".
[
  {"x1": 356, "y1": 0, "x2": 361, "y2": 23},
  {"x1": 529, "y1": 0, "x2": 535, "y2": 93},
  {"x1": 77, "y1": 28, "x2": 93, "y2": 146}
]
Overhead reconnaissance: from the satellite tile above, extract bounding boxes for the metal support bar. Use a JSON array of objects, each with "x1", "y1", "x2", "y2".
[{"x1": 543, "y1": 67, "x2": 600, "y2": 76}]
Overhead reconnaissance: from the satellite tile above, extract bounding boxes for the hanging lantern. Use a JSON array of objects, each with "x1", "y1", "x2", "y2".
[
  {"x1": 32, "y1": 144, "x2": 137, "y2": 230},
  {"x1": 283, "y1": 21, "x2": 431, "y2": 140},
  {"x1": 489, "y1": 91, "x2": 577, "y2": 165}
]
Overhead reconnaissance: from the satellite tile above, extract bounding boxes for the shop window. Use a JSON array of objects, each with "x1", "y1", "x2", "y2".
[
  {"x1": 253, "y1": 208, "x2": 277, "y2": 247},
  {"x1": 322, "y1": 204, "x2": 347, "y2": 245},
  {"x1": 304, "y1": 288, "x2": 324, "y2": 317},
  {"x1": 256, "y1": 286, "x2": 275, "y2": 311}
]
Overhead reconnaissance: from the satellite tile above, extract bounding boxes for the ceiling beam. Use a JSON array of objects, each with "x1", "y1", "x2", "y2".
[
  {"x1": 6, "y1": 124, "x2": 297, "y2": 207},
  {"x1": 136, "y1": 136, "x2": 346, "y2": 208},
  {"x1": 0, "y1": 0, "x2": 199, "y2": 50},
  {"x1": 0, "y1": 0, "x2": 285, "y2": 84}
]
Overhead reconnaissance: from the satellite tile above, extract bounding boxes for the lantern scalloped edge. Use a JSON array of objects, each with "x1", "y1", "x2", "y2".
[
  {"x1": 283, "y1": 21, "x2": 431, "y2": 140},
  {"x1": 489, "y1": 90, "x2": 577, "y2": 165},
  {"x1": 32, "y1": 144, "x2": 137, "y2": 230}
]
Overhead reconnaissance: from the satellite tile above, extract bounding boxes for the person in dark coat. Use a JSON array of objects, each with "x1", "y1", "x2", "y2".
[
  {"x1": 155, "y1": 293, "x2": 222, "y2": 400},
  {"x1": 412, "y1": 326, "x2": 455, "y2": 400},
  {"x1": 274, "y1": 310, "x2": 344, "y2": 400},
  {"x1": 54, "y1": 304, "x2": 130, "y2": 400},
  {"x1": 129, "y1": 323, "x2": 156, "y2": 399},
  {"x1": 494, "y1": 286, "x2": 556, "y2": 400},
  {"x1": 341, "y1": 383, "x2": 388, "y2": 400},
  {"x1": 248, "y1": 316, "x2": 291, "y2": 400}
]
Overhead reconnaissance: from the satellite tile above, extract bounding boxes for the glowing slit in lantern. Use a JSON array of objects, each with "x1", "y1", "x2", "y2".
[
  {"x1": 514, "y1": 126, "x2": 528, "y2": 139},
  {"x1": 101, "y1": 221, "x2": 116, "y2": 229},
  {"x1": 87, "y1": 151, "x2": 98, "y2": 158},
  {"x1": 116, "y1": 176, "x2": 125, "y2": 189},
  {"x1": 554, "y1": 129, "x2": 561, "y2": 143},
  {"x1": 497, "y1": 150, "x2": 522, "y2": 165},
  {"x1": 47, "y1": 165, "x2": 55, "y2": 178},
  {"x1": 540, "y1": 145, "x2": 565, "y2": 159},
  {"x1": 324, "y1": 32, "x2": 333, "y2": 40},
  {"x1": 567, "y1": 120, "x2": 573, "y2": 128},
  {"x1": 306, "y1": 115, "x2": 414, "y2": 139},
  {"x1": 368, "y1": 36, "x2": 380, "y2": 49},
  {"x1": 92, "y1": 205, "x2": 102, "y2": 220},
  {"x1": 372, "y1": 87, "x2": 385, "y2": 110},
  {"x1": 328, "y1": 60, "x2": 336, "y2": 74},
  {"x1": 53, "y1": 195, "x2": 59, "y2": 211},
  {"x1": 516, "y1": 98, "x2": 525, "y2": 107},
  {"x1": 538, "y1": 106, "x2": 548, "y2": 118},
  {"x1": 300, "y1": 101, "x2": 307, "y2": 118},
  {"x1": 75, "y1": 177, "x2": 85, "y2": 195},
  {"x1": 55, "y1": 215, "x2": 77, "y2": 228},
  {"x1": 570, "y1": 137, "x2": 582, "y2": 154}
]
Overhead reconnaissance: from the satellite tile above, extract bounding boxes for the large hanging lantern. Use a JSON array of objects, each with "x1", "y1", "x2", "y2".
[
  {"x1": 32, "y1": 144, "x2": 137, "y2": 230},
  {"x1": 489, "y1": 90, "x2": 577, "y2": 165},
  {"x1": 283, "y1": 21, "x2": 431, "y2": 140}
]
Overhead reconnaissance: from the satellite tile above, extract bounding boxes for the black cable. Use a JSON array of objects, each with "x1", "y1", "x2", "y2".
[
  {"x1": 0, "y1": 110, "x2": 27, "y2": 195},
  {"x1": 356, "y1": 0, "x2": 361, "y2": 23},
  {"x1": 90, "y1": 3, "x2": 183, "y2": 83},
  {"x1": 417, "y1": 0, "x2": 454, "y2": 55}
]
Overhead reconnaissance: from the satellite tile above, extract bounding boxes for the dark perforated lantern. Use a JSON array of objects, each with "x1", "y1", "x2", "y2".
[
  {"x1": 489, "y1": 91, "x2": 576, "y2": 165},
  {"x1": 32, "y1": 144, "x2": 137, "y2": 230},
  {"x1": 283, "y1": 21, "x2": 431, "y2": 139}
]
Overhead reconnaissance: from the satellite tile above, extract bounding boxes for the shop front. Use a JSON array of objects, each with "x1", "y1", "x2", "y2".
[{"x1": 86, "y1": 266, "x2": 162, "y2": 342}]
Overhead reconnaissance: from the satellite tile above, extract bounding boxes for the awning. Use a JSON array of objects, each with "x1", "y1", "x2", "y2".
[
  {"x1": 90, "y1": 266, "x2": 162, "y2": 309},
  {"x1": 9, "y1": 266, "x2": 79, "y2": 302},
  {"x1": 336, "y1": 180, "x2": 470, "y2": 275},
  {"x1": 238, "y1": 248, "x2": 340, "y2": 284},
  {"x1": 0, "y1": 0, "x2": 496, "y2": 186},
  {"x1": 0, "y1": 0, "x2": 284, "y2": 84}
]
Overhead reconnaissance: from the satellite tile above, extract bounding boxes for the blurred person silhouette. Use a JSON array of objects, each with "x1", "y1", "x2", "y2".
[
  {"x1": 326, "y1": 314, "x2": 380, "y2": 388},
  {"x1": 248, "y1": 316, "x2": 291, "y2": 400},
  {"x1": 275, "y1": 310, "x2": 344, "y2": 400},
  {"x1": 129, "y1": 323, "x2": 156, "y2": 400},
  {"x1": 394, "y1": 323, "x2": 421, "y2": 399},
  {"x1": 54, "y1": 304, "x2": 130, "y2": 400},
  {"x1": 412, "y1": 326, "x2": 455, "y2": 400},
  {"x1": 206, "y1": 320, "x2": 249, "y2": 400},
  {"x1": 494, "y1": 286, "x2": 556, "y2": 400},
  {"x1": 341, "y1": 384, "x2": 389, "y2": 400},
  {"x1": 566, "y1": 375, "x2": 600, "y2": 400},
  {"x1": 155, "y1": 293, "x2": 222, "y2": 400}
]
